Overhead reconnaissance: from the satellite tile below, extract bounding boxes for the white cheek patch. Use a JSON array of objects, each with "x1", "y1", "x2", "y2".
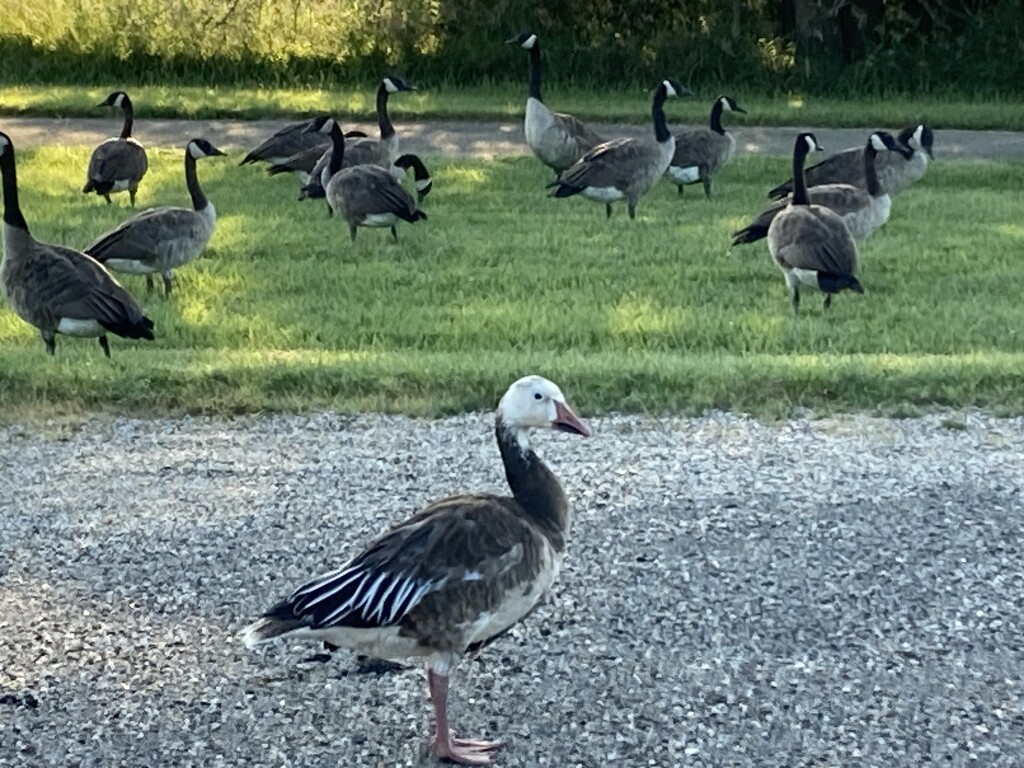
[
  {"x1": 0, "y1": 136, "x2": 9, "y2": 152},
  {"x1": 187, "y1": 142, "x2": 205, "y2": 160},
  {"x1": 322, "y1": 119, "x2": 336, "y2": 134},
  {"x1": 383, "y1": 78, "x2": 398, "y2": 93},
  {"x1": 804, "y1": 135, "x2": 818, "y2": 153},
  {"x1": 869, "y1": 134, "x2": 888, "y2": 152},
  {"x1": 114, "y1": 94, "x2": 126, "y2": 107},
  {"x1": 913, "y1": 125, "x2": 924, "y2": 146},
  {"x1": 721, "y1": 97, "x2": 732, "y2": 111},
  {"x1": 663, "y1": 80, "x2": 677, "y2": 97},
  {"x1": 523, "y1": 34, "x2": 537, "y2": 49}
]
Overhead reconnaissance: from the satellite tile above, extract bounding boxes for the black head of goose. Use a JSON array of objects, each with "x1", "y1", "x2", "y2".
[
  {"x1": 505, "y1": 30, "x2": 607, "y2": 177},
  {"x1": 83, "y1": 90, "x2": 149, "y2": 206},
  {"x1": 263, "y1": 129, "x2": 368, "y2": 183},
  {"x1": 84, "y1": 138, "x2": 226, "y2": 297},
  {"x1": 547, "y1": 78, "x2": 689, "y2": 220},
  {"x1": 666, "y1": 95, "x2": 746, "y2": 198},
  {"x1": 881, "y1": 123, "x2": 934, "y2": 194},
  {"x1": 766, "y1": 132, "x2": 864, "y2": 315},
  {"x1": 1, "y1": 131, "x2": 154, "y2": 357},
  {"x1": 733, "y1": 130, "x2": 901, "y2": 246},
  {"x1": 242, "y1": 375, "x2": 590, "y2": 765},
  {"x1": 303, "y1": 116, "x2": 428, "y2": 241}
]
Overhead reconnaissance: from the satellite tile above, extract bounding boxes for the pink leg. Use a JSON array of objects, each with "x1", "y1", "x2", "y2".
[{"x1": 427, "y1": 668, "x2": 502, "y2": 765}]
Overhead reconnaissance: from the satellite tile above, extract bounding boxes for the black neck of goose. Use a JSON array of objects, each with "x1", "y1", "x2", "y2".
[
  {"x1": 528, "y1": 43, "x2": 543, "y2": 101},
  {"x1": 327, "y1": 124, "x2": 345, "y2": 175},
  {"x1": 863, "y1": 141, "x2": 882, "y2": 197},
  {"x1": 652, "y1": 86, "x2": 671, "y2": 143},
  {"x1": 376, "y1": 84, "x2": 395, "y2": 141},
  {"x1": 184, "y1": 151, "x2": 209, "y2": 211},
  {"x1": 495, "y1": 418, "x2": 571, "y2": 552},
  {"x1": 791, "y1": 140, "x2": 811, "y2": 206},
  {"x1": 0, "y1": 145, "x2": 29, "y2": 232},
  {"x1": 709, "y1": 100, "x2": 725, "y2": 134},
  {"x1": 120, "y1": 98, "x2": 134, "y2": 139}
]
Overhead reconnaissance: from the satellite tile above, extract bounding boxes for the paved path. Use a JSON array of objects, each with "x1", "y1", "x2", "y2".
[{"x1": 3, "y1": 117, "x2": 1023, "y2": 159}]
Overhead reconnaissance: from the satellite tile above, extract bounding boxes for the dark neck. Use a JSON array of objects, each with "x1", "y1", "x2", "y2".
[
  {"x1": 119, "y1": 99, "x2": 134, "y2": 139},
  {"x1": 0, "y1": 144, "x2": 29, "y2": 232},
  {"x1": 398, "y1": 154, "x2": 428, "y2": 181},
  {"x1": 652, "y1": 86, "x2": 670, "y2": 143},
  {"x1": 709, "y1": 100, "x2": 725, "y2": 134},
  {"x1": 184, "y1": 152, "x2": 208, "y2": 210},
  {"x1": 863, "y1": 142, "x2": 881, "y2": 197},
  {"x1": 495, "y1": 418, "x2": 570, "y2": 552},
  {"x1": 375, "y1": 84, "x2": 395, "y2": 141},
  {"x1": 791, "y1": 141, "x2": 811, "y2": 205},
  {"x1": 528, "y1": 43, "x2": 543, "y2": 101},
  {"x1": 327, "y1": 125, "x2": 346, "y2": 175}
]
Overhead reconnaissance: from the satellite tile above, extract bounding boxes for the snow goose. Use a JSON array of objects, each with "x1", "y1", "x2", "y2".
[
  {"x1": 82, "y1": 91, "x2": 149, "y2": 206},
  {"x1": 242, "y1": 375, "x2": 591, "y2": 765},
  {"x1": 767, "y1": 133, "x2": 864, "y2": 315},
  {"x1": 1, "y1": 132, "x2": 154, "y2": 356}
]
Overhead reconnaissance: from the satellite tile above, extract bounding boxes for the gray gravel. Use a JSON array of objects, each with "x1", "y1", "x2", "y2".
[
  {"x1": 3, "y1": 117, "x2": 1024, "y2": 159},
  {"x1": 2, "y1": 410, "x2": 1023, "y2": 767}
]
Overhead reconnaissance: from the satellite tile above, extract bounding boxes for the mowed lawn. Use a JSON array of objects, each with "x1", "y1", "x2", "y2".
[{"x1": 2, "y1": 143, "x2": 1024, "y2": 419}]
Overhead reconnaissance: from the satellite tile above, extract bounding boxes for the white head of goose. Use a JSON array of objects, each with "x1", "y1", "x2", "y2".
[
  {"x1": 548, "y1": 79, "x2": 688, "y2": 219},
  {"x1": 767, "y1": 132, "x2": 864, "y2": 315},
  {"x1": 505, "y1": 30, "x2": 607, "y2": 177},
  {"x1": 82, "y1": 90, "x2": 149, "y2": 206},
  {"x1": 666, "y1": 94, "x2": 746, "y2": 198},
  {"x1": 242, "y1": 375, "x2": 590, "y2": 765},
  {"x1": 303, "y1": 116, "x2": 428, "y2": 241},
  {"x1": 733, "y1": 130, "x2": 902, "y2": 246},
  {"x1": 1, "y1": 132, "x2": 154, "y2": 357},
  {"x1": 84, "y1": 138, "x2": 226, "y2": 297}
]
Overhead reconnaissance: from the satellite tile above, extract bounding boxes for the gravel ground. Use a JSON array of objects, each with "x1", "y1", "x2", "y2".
[
  {"x1": 3, "y1": 117, "x2": 1024, "y2": 160},
  {"x1": 2, "y1": 409, "x2": 1023, "y2": 767}
]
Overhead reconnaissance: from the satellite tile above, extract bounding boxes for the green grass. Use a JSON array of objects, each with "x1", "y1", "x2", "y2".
[
  {"x1": 2, "y1": 83, "x2": 1024, "y2": 130},
  {"x1": 2, "y1": 144, "x2": 1024, "y2": 421}
]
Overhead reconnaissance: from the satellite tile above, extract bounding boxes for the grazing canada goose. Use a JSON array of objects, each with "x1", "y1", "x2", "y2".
[
  {"x1": 242, "y1": 374, "x2": 590, "y2": 766},
  {"x1": 304, "y1": 117, "x2": 427, "y2": 241},
  {"x1": 766, "y1": 124, "x2": 929, "y2": 199},
  {"x1": 767, "y1": 133, "x2": 864, "y2": 315},
  {"x1": 548, "y1": 79, "x2": 686, "y2": 219},
  {"x1": 241, "y1": 122, "x2": 366, "y2": 174},
  {"x1": 1, "y1": 132, "x2": 154, "y2": 357},
  {"x1": 266, "y1": 76, "x2": 416, "y2": 186},
  {"x1": 298, "y1": 152, "x2": 434, "y2": 207},
  {"x1": 733, "y1": 131, "x2": 901, "y2": 246},
  {"x1": 82, "y1": 91, "x2": 149, "y2": 206},
  {"x1": 666, "y1": 95, "x2": 746, "y2": 198},
  {"x1": 84, "y1": 139, "x2": 226, "y2": 297},
  {"x1": 506, "y1": 31, "x2": 606, "y2": 177}
]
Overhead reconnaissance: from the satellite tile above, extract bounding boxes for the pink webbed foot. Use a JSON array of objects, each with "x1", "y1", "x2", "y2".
[{"x1": 429, "y1": 731, "x2": 502, "y2": 765}]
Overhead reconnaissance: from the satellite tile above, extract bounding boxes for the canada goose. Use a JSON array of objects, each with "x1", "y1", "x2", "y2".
[
  {"x1": 1, "y1": 132, "x2": 154, "y2": 357},
  {"x1": 298, "y1": 153, "x2": 433, "y2": 207},
  {"x1": 304, "y1": 117, "x2": 427, "y2": 241},
  {"x1": 665, "y1": 95, "x2": 746, "y2": 197},
  {"x1": 767, "y1": 133, "x2": 864, "y2": 315},
  {"x1": 548, "y1": 79, "x2": 686, "y2": 219},
  {"x1": 82, "y1": 91, "x2": 149, "y2": 206},
  {"x1": 766, "y1": 124, "x2": 929, "y2": 199},
  {"x1": 733, "y1": 131, "x2": 901, "y2": 246},
  {"x1": 266, "y1": 77, "x2": 416, "y2": 185},
  {"x1": 242, "y1": 375, "x2": 590, "y2": 766},
  {"x1": 505, "y1": 31, "x2": 607, "y2": 177},
  {"x1": 84, "y1": 139, "x2": 226, "y2": 297},
  {"x1": 256, "y1": 128, "x2": 366, "y2": 182}
]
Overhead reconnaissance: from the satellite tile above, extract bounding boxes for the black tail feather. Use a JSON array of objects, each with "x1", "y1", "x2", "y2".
[
  {"x1": 817, "y1": 272, "x2": 864, "y2": 295},
  {"x1": 731, "y1": 224, "x2": 769, "y2": 245},
  {"x1": 767, "y1": 181, "x2": 792, "y2": 200},
  {"x1": 548, "y1": 183, "x2": 582, "y2": 198}
]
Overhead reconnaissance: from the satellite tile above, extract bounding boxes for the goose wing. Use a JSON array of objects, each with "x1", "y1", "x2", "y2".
[
  {"x1": 87, "y1": 139, "x2": 148, "y2": 183},
  {"x1": 85, "y1": 207, "x2": 203, "y2": 261},
  {"x1": 770, "y1": 206, "x2": 856, "y2": 274},
  {"x1": 336, "y1": 166, "x2": 418, "y2": 217},
  {"x1": 241, "y1": 121, "x2": 328, "y2": 165},
  {"x1": 768, "y1": 146, "x2": 865, "y2": 198},
  {"x1": 557, "y1": 138, "x2": 649, "y2": 190},
  {"x1": 267, "y1": 494, "x2": 544, "y2": 632},
  {"x1": 552, "y1": 111, "x2": 605, "y2": 148},
  {"x1": 670, "y1": 127, "x2": 722, "y2": 167}
]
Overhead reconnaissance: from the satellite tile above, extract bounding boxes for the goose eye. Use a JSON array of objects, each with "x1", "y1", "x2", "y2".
[{"x1": 533, "y1": 393, "x2": 543, "y2": 401}]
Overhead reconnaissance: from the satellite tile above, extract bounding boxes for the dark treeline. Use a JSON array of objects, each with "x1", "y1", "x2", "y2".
[{"x1": 2, "y1": 0, "x2": 1022, "y2": 94}]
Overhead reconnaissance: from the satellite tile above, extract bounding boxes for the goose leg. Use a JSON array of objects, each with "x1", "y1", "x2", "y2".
[
  {"x1": 349, "y1": 226, "x2": 358, "y2": 242},
  {"x1": 790, "y1": 287, "x2": 800, "y2": 316},
  {"x1": 146, "y1": 275, "x2": 155, "y2": 295},
  {"x1": 605, "y1": 203, "x2": 613, "y2": 219},
  {"x1": 42, "y1": 331, "x2": 56, "y2": 356},
  {"x1": 103, "y1": 193, "x2": 112, "y2": 205},
  {"x1": 627, "y1": 203, "x2": 637, "y2": 220},
  {"x1": 426, "y1": 668, "x2": 501, "y2": 766},
  {"x1": 390, "y1": 225, "x2": 398, "y2": 242},
  {"x1": 823, "y1": 294, "x2": 833, "y2": 311},
  {"x1": 326, "y1": 204, "x2": 333, "y2": 218},
  {"x1": 129, "y1": 187, "x2": 137, "y2": 207},
  {"x1": 98, "y1": 336, "x2": 111, "y2": 358},
  {"x1": 162, "y1": 270, "x2": 173, "y2": 298},
  {"x1": 702, "y1": 172, "x2": 712, "y2": 199},
  {"x1": 677, "y1": 184, "x2": 684, "y2": 196}
]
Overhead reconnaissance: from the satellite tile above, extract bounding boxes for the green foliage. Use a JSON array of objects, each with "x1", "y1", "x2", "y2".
[
  {"x1": 2, "y1": 145, "x2": 1024, "y2": 420},
  {"x1": 1, "y1": 0, "x2": 1022, "y2": 95}
]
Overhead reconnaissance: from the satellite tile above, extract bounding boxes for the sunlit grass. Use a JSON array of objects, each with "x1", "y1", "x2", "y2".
[
  {"x1": 2, "y1": 83, "x2": 1023, "y2": 130},
  {"x1": 2, "y1": 145, "x2": 1024, "y2": 420}
]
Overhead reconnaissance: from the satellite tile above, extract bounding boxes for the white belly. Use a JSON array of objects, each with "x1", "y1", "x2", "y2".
[
  {"x1": 104, "y1": 258, "x2": 158, "y2": 275},
  {"x1": 57, "y1": 318, "x2": 105, "y2": 337},
  {"x1": 110, "y1": 179, "x2": 132, "y2": 191},
  {"x1": 666, "y1": 165, "x2": 700, "y2": 184},
  {"x1": 582, "y1": 186, "x2": 625, "y2": 203},
  {"x1": 524, "y1": 98, "x2": 555, "y2": 149},
  {"x1": 790, "y1": 268, "x2": 821, "y2": 289},
  {"x1": 362, "y1": 213, "x2": 398, "y2": 228}
]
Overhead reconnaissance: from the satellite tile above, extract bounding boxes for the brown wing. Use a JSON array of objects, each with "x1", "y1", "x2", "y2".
[
  {"x1": 87, "y1": 139, "x2": 148, "y2": 184},
  {"x1": 558, "y1": 138, "x2": 653, "y2": 191},
  {"x1": 671, "y1": 127, "x2": 724, "y2": 167},
  {"x1": 552, "y1": 111, "x2": 606, "y2": 149},
  {"x1": 769, "y1": 205, "x2": 857, "y2": 274}
]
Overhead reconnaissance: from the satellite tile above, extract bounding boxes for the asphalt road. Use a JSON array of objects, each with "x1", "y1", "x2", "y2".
[{"x1": 3, "y1": 117, "x2": 1023, "y2": 159}]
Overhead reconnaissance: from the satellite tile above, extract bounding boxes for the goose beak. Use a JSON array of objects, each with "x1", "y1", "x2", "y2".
[
  {"x1": 734, "y1": 106, "x2": 748, "y2": 114},
  {"x1": 926, "y1": 147, "x2": 935, "y2": 160},
  {"x1": 552, "y1": 401, "x2": 591, "y2": 437},
  {"x1": 504, "y1": 35, "x2": 519, "y2": 45},
  {"x1": 211, "y1": 148, "x2": 227, "y2": 157}
]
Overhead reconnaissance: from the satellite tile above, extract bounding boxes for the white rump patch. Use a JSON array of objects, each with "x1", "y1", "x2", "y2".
[
  {"x1": 110, "y1": 179, "x2": 132, "y2": 191},
  {"x1": 667, "y1": 165, "x2": 700, "y2": 184},
  {"x1": 582, "y1": 186, "x2": 625, "y2": 203},
  {"x1": 522, "y1": 34, "x2": 538, "y2": 49},
  {"x1": 790, "y1": 268, "x2": 821, "y2": 289},
  {"x1": 57, "y1": 318, "x2": 104, "y2": 337}
]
